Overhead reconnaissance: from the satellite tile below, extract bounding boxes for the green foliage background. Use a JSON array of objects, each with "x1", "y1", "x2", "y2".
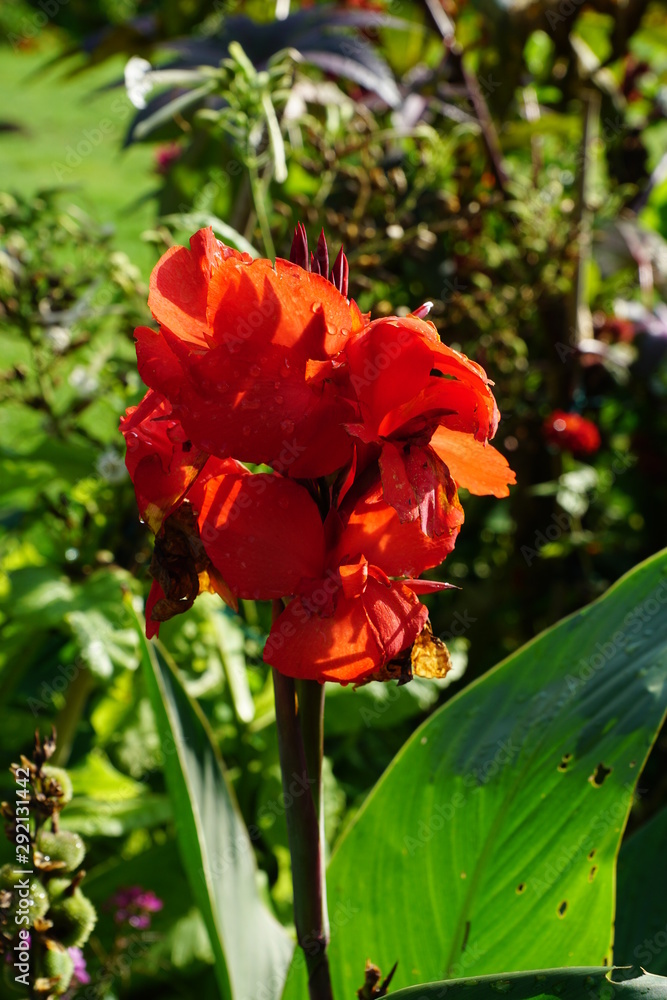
[{"x1": 1, "y1": 1, "x2": 667, "y2": 997}]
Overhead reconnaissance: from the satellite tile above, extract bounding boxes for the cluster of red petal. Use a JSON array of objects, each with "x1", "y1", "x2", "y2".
[
  {"x1": 543, "y1": 411, "x2": 601, "y2": 456},
  {"x1": 121, "y1": 227, "x2": 514, "y2": 685}
]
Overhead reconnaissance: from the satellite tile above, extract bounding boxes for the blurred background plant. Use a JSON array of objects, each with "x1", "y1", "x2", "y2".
[{"x1": 1, "y1": 0, "x2": 667, "y2": 996}]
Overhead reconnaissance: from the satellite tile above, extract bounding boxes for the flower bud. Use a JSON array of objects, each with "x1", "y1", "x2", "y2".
[
  {"x1": 48, "y1": 888, "x2": 97, "y2": 948},
  {"x1": 0, "y1": 865, "x2": 49, "y2": 925},
  {"x1": 41, "y1": 766, "x2": 73, "y2": 805},
  {"x1": 36, "y1": 829, "x2": 85, "y2": 873},
  {"x1": 43, "y1": 940, "x2": 74, "y2": 996}
]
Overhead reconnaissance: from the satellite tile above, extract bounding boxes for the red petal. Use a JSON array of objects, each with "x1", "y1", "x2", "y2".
[
  {"x1": 192, "y1": 472, "x2": 326, "y2": 600},
  {"x1": 145, "y1": 580, "x2": 164, "y2": 640},
  {"x1": 336, "y1": 477, "x2": 463, "y2": 577},
  {"x1": 379, "y1": 379, "x2": 496, "y2": 443},
  {"x1": 148, "y1": 228, "x2": 245, "y2": 347},
  {"x1": 343, "y1": 320, "x2": 434, "y2": 436},
  {"x1": 137, "y1": 236, "x2": 367, "y2": 475},
  {"x1": 120, "y1": 391, "x2": 208, "y2": 533},
  {"x1": 264, "y1": 578, "x2": 427, "y2": 684},
  {"x1": 342, "y1": 315, "x2": 500, "y2": 445},
  {"x1": 134, "y1": 325, "x2": 185, "y2": 400},
  {"x1": 379, "y1": 442, "x2": 464, "y2": 539},
  {"x1": 339, "y1": 555, "x2": 369, "y2": 599},
  {"x1": 430, "y1": 426, "x2": 516, "y2": 497}
]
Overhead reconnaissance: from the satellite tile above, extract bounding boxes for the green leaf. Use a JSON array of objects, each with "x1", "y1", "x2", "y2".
[
  {"x1": 387, "y1": 967, "x2": 667, "y2": 1000},
  {"x1": 68, "y1": 748, "x2": 145, "y2": 800},
  {"x1": 283, "y1": 550, "x2": 667, "y2": 999},
  {"x1": 151, "y1": 907, "x2": 215, "y2": 970},
  {"x1": 135, "y1": 613, "x2": 294, "y2": 1000},
  {"x1": 66, "y1": 609, "x2": 139, "y2": 677},
  {"x1": 615, "y1": 806, "x2": 667, "y2": 974},
  {"x1": 131, "y1": 82, "x2": 217, "y2": 141},
  {"x1": 208, "y1": 606, "x2": 255, "y2": 724},
  {"x1": 61, "y1": 793, "x2": 172, "y2": 837}
]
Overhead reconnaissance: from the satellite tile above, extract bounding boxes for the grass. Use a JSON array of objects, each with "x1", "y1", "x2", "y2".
[{"x1": 0, "y1": 35, "x2": 158, "y2": 278}]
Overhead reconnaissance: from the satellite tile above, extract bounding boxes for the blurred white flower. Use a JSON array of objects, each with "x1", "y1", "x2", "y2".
[
  {"x1": 69, "y1": 365, "x2": 99, "y2": 397},
  {"x1": 45, "y1": 325, "x2": 71, "y2": 353},
  {"x1": 96, "y1": 450, "x2": 128, "y2": 484},
  {"x1": 124, "y1": 57, "x2": 210, "y2": 111},
  {"x1": 124, "y1": 56, "x2": 154, "y2": 110}
]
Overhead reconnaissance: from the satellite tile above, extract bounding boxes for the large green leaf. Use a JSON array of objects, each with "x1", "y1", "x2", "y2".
[
  {"x1": 615, "y1": 806, "x2": 667, "y2": 974},
  {"x1": 283, "y1": 550, "x2": 667, "y2": 999},
  {"x1": 388, "y1": 968, "x2": 667, "y2": 1000},
  {"x1": 136, "y1": 618, "x2": 294, "y2": 1000}
]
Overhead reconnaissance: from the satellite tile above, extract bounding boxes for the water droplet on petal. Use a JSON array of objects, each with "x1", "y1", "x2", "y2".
[
  {"x1": 274, "y1": 395, "x2": 284, "y2": 405},
  {"x1": 310, "y1": 302, "x2": 323, "y2": 315},
  {"x1": 250, "y1": 365, "x2": 261, "y2": 377},
  {"x1": 280, "y1": 419, "x2": 294, "y2": 433}
]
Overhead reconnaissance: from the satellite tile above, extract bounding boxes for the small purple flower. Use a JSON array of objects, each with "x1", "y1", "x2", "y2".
[
  {"x1": 135, "y1": 890, "x2": 163, "y2": 913},
  {"x1": 68, "y1": 947, "x2": 91, "y2": 986},
  {"x1": 109, "y1": 885, "x2": 163, "y2": 930}
]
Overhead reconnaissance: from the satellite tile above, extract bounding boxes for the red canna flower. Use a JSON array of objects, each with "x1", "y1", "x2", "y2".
[
  {"x1": 543, "y1": 410, "x2": 601, "y2": 456},
  {"x1": 122, "y1": 225, "x2": 513, "y2": 684}
]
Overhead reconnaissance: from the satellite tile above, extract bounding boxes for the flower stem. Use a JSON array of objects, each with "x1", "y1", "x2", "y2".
[
  {"x1": 249, "y1": 163, "x2": 275, "y2": 260},
  {"x1": 271, "y1": 606, "x2": 332, "y2": 1000}
]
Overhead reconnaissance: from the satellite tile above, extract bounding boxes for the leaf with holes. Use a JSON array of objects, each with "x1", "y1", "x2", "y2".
[{"x1": 282, "y1": 550, "x2": 667, "y2": 999}]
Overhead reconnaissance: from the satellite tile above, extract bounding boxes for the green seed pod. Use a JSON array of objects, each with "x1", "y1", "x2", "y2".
[
  {"x1": 0, "y1": 864, "x2": 17, "y2": 889},
  {"x1": 45, "y1": 877, "x2": 71, "y2": 903},
  {"x1": 0, "y1": 868, "x2": 49, "y2": 926},
  {"x1": 36, "y1": 829, "x2": 85, "y2": 873},
  {"x1": 44, "y1": 940, "x2": 74, "y2": 996},
  {"x1": 48, "y1": 888, "x2": 97, "y2": 948},
  {"x1": 41, "y1": 766, "x2": 73, "y2": 805}
]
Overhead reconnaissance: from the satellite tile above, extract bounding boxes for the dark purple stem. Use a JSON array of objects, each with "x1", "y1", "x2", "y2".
[{"x1": 271, "y1": 604, "x2": 333, "y2": 1000}]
